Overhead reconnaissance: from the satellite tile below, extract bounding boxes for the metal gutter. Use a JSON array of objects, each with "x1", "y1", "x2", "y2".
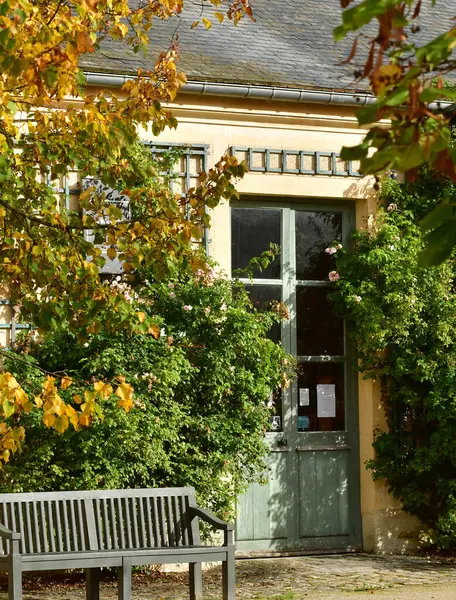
[
  {"x1": 84, "y1": 72, "x2": 376, "y2": 107},
  {"x1": 84, "y1": 72, "x2": 453, "y2": 111}
]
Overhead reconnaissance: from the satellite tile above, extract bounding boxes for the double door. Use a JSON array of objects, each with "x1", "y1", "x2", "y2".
[{"x1": 231, "y1": 201, "x2": 361, "y2": 553}]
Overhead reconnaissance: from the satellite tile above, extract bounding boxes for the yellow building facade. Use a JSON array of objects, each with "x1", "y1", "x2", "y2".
[
  {"x1": 6, "y1": 0, "x2": 448, "y2": 556},
  {"x1": 0, "y1": 84, "x2": 424, "y2": 553},
  {"x1": 131, "y1": 89, "x2": 422, "y2": 554}
]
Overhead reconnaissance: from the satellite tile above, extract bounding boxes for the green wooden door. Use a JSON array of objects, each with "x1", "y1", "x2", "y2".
[{"x1": 232, "y1": 201, "x2": 362, "y2": 554}]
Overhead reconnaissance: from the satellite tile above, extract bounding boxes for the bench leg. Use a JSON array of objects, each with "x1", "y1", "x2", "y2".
[
  {"x1": 189, "y1": 562, "x2": 203, "y2": 600},
  {"x1": 86, "y1": 568, "x2": 101, "y2": 600},
  {"x1": 222, "y1": 549, "x2": 235, "y2": 600},
  {"x1": 8, "y1": 555, "x2": 22, "y2": 600},
  {"x1": 118, "y1": 560, "x2": 132, "y2": 600}
]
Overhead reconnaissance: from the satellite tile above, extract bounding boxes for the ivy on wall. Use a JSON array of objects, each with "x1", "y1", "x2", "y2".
[{"x1": 329, "y1": 172, "x2": 456, "y2": 547}]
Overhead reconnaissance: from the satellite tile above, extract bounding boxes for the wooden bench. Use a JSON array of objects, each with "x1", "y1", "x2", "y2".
[{"x1": 0, "y1": 487, "x2": 235, "y2": 600}]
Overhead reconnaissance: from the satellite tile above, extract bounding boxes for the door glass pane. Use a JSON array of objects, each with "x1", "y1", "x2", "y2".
[
  {"x1": 296, "y1": 287, "x2": 343, "y2": 356},
  {"x1": 245, "y1": 285, "x2": 282, "y2": 344},
  {"x1": 297, "y1": 362, "x2": 345, "y2": 432},
  {"x1": 232, "y1": 208, "x2": 281, "y2": 279},
  {"x1": 245, "y1": 285, "x2": 283, "y2": 431},
  {"x1": 296, "y1": 211, "x2": 342, "y2": 280},
  {"x1": 268, "y1": 389, "x2": 283, "y2": 433}
]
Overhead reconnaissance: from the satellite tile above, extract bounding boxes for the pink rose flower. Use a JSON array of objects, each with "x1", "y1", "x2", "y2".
[{"x1": 328, "y1": 271, "x2": 340, "y2": 282}]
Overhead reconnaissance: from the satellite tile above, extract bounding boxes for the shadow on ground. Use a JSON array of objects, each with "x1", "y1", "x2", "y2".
[{"x1": 2, "y1": 554, "x2": 456, "y2": 599}]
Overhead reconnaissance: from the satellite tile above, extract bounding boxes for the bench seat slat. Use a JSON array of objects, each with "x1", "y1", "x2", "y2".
[
  {"x1": 158, "y1": 497, "x2": 167, "y2": 546},
  {"x1": 173, "y1": 496, "x2": 181, "y2": 546},
  {"x1": 136, "y1": 498, "x2": 146, "y2": 548},
  {"x1": 8, "y1": 545, "x2": 228, "y2": 561},
  {"x1": 31, "y1": 502, "x2": 41, "y2": 553},
  {"x1": 101, "y1": 498, "x2": 110, "y2": 550},
  {"x1": 151, "y1": 497, "x2": 159, "y2": 547},
  {"x1": 108, "y1": 497, "x2": 118, "y2": 550},
  {"x1": 54, "y1": 501, "x2": 63, "y2": 553},
  {"x1": 62, "y1": 501, "x2": 70, "y2": 552},
  {"x1": 17, "y1": 504, "x2": 25, "y2": 555},
  {"x1": 131, "y1": 497, "x2": 139, "y2": 548},
  {"x1": 180, "y1": 495, "x2": 189, "y2": 546},
  {"x1": 24, "y1": 502, "x2": 32, "y2": 555},
  {"x1": 116, "y1": 497, "x2": 126, "y2": 549},
  {"x1": 39, "y1": 503, "x2": 48, "y2": 553},
  {"x1": 0, "y1": 487, "x2": 196, "y2": 502},
  {"x1": 47, "y1": 502, "x2": 55, "y2": 553},
  {"x1": 145, "y1": 497, "x2": 154, "y2": 547}
]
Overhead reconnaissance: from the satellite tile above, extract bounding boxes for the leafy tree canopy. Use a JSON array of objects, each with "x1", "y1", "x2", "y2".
[
  {"x1": 336, "y1": 0, "x2": 456, "y2": 265},
  {"x1": 0, "y1": 0, "x2": 251, "y2": 455}
]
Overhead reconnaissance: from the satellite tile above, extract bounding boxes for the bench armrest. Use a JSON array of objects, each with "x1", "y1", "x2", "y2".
[
  {"x1": 0, "y1": 523, "x2": 20, "y2": 541},
  {"x1": 188, "y1": 506, "x2": 233, "y2": 531}
]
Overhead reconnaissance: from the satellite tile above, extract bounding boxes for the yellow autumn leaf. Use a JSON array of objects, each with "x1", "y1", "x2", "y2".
[
  {"x1": 371, "y1": 63, "x2": 402, "y2": 95},
  {"x1": 54, "y1": 401, "x2": 64, "y2": 417},
  {"x1": 42, "y1": 413, "x2": 55, "y2": 428},
  {"x1": 22, "y1": 401, "x2": 34, "y2": 414},
  {"x1": 137, "y1": 311, "x2": 146, "y2": 323},
  {"x1": 72, "y1": 394, "x2": 82, "y2": 405},
  {"x1": 79, "y1": 413, "x2": 91, "y2": 427},
  {"x1": 76, "y1": 31, "x2": 94, "y2": 53},
  {"x1": 61, "y1": 376, "x2": 72, "y2": 390},
  {"x1": 34, "y1": 395, "x2": 43, "y2": 408},
  {"x1": 84, "y1": 390, "x2": 97, "y2": 404},
  {"x1": 1, "y1": 400, "x2": 15, "y2": 418},
  {"x1": 107, "y1": 246, "x2": 117, "y2": 260},
  {"x1": 202, "y1": 17, "x2": 212, "y2": 29},
  {"x1": 214, "y1": 11, "x2": 224, "y2": 23},
  {"x1": 65, "y1": 405, "x2": 79, "y2": 430},
  {"x1": 113, "y1": 22, "x2": 129, "y2": 38},
  {"x1": 54, "y1": 415, "x2": 69, "y2": 434},
  {"x1": 94, "y1": 381, "x2": 113, "y2": 399},
  {"x1": 43, "y1": 376, "x2": 56, "y2": 393},
  {"x1": 115, "y1": 382, "x2": 134, "y2": 412},
  {"x1": 14, "y1": 386, "x2": 29, "y2": 406},
  {"x1": 191, "y1": 20, "x2": 199, "y2": 28},
  {"x1": 148, "y1": 323, "x2": 160, "y2": 338}
]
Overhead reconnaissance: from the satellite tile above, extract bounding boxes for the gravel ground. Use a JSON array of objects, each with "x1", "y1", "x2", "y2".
[{"x1": 2, "y1": 554, "x2": 456, "y2": 599}]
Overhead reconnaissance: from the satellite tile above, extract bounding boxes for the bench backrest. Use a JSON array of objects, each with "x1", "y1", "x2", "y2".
[{"x1": 0, "y1": 488, "x2": 199, "y2": 555}]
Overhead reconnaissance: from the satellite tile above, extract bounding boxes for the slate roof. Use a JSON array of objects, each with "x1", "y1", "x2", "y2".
[{"x1": 80, "y1": 1, "x2": 455, "y2": 93}]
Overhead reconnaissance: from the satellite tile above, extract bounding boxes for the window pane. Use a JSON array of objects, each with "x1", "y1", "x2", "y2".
[
  {"x1": 231, "y1": 208, "x2": 281, "y2": 279},
  {"x1": 296, "y1": 287, "x2": 343, "y2": 356},
  {"x1": 268, "y1": 389, "x2": 283, "y2": 433},
  {"x1": 297, "y1": 362, "x2": 345, "y2": 432},
  {"x1": 245, "y1": 285, "x2": 282, "y2": 344},
  {"x1": 296, "y1": 211, "x2": 342, "y2": 280}
]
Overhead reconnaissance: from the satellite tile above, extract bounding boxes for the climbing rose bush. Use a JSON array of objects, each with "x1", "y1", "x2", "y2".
[
  {"x1": 0, "y1": 267, "x2": 294, "y2": 520},
  {"x1": 327, "y1": 174, "x2": 456, "y2": 547}
]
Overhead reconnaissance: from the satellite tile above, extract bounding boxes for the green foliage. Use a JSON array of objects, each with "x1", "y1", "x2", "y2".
[
  {"x1": 1, "y1": 268, "x2": 293, "y2": 520},
  {"x1": 329, "y1": 173, "x2": 456, "y2": 547},
  {"x1": 336, "y1": 1, "x2": 456, "y2": 265}
]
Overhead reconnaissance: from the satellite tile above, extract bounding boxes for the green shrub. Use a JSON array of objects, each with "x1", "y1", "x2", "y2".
[
  {"x1": 329, "y1": 174, "x2": 456, "y2": 547},
  {"x1": 1, "y1": 269, "x2": 293, "y2": 521}
]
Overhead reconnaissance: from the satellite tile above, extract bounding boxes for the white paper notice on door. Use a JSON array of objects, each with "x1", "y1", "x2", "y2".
[
  {"x1": 299, "y1": 388, "x2": 310, "y2": 406},
  {"x1": 317, "y1": 384, "x2": 336, "y2": 418}
]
